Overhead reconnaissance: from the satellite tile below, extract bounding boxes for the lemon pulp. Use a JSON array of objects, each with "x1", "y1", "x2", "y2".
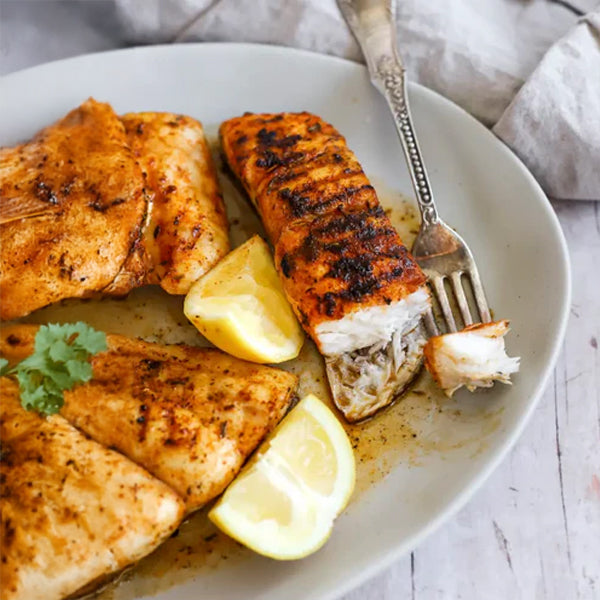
[
  {"x1": 184, "y1": 235, "x2": 304, "y2": 363},
  {"x1": 209, "y1": 394, "x2": 356, "y2": 560}
]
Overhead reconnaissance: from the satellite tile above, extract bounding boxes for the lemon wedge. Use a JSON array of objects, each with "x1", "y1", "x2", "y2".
[
  {"x1": 208, "y1": 394, "x2": 356, "y2": 560},
  {"x1": 184, "y1": 235, "x2": 304, "y2": 363}
]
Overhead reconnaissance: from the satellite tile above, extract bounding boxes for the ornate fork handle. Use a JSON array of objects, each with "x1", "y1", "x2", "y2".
[
  {"x1": 339, "y1": 0, "x2": 492, "y2": 330},
  {"x1": 338, "y1": 0, "x2": 439, "y2": 227},
  {"x1": 376, "y1": 55, "x2": 439, "y2": 227}
]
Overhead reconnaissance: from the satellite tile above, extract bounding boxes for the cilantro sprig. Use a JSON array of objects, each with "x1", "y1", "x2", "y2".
[{"x1": 0, "y1": 322, "x2": 107, "y2": 416}]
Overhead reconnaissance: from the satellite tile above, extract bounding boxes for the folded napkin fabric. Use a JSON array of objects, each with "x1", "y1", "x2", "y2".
[
  {"x1": 115, "y1": 0, "x2": 600, "y2": 201},
  {"x1": 493, "y1": 11, "x2": 600, "y2": 201}
]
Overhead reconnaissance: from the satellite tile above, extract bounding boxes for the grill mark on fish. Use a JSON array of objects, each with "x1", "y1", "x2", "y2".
[
  {"x1": 288, "y1": 217, "x2": 402, "y2": 268},
  {"x1": 317, "y1": 275, "x2": 383, "y2": 313},
  {"x1": 264, "y1": 151, "x2": 363, "y2": 194},
  {"x1": 255, "y1": 150, "x2": 305, "y2": 169},
  {"x1": 322, "y1": 292, "x2": 337, "y2": 317},
  {"x1": 267, "y1": 168, "x2": 311, "y2": 191},
  {"x1": 277, "y1": 183, "x2": 374, "y2": 219},
  {"x1": 254, "y1": 128, "x2": 306, "y2": 170},
  {"x1": 256, "y1": 128, "x2": 302, "y2": 149},
  {"x1": 311, "y1": 205, "x2": 385, "y2": 236},
  {"x1": 299, "y1": 232, "x2": 320, "y2": 263},
  {"x1": 327, "y1": 255, "x2": 374, "y2": 280}
]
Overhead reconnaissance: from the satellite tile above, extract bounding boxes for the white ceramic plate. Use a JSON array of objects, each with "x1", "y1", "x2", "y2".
[{"x1": 0, "y1": 44, "x2": 570, "y2": 600}]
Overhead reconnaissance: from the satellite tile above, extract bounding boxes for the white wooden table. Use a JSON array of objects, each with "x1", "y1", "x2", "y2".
[{"x1": 1, "y1": 3, "x2": 598, "y2": 598}]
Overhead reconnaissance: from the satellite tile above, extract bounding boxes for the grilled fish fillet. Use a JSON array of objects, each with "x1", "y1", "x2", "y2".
[
  {"x1": 1, "y1": 324, "x2": 297, "y2": 513},
  {"x1": 0, "y1": 379, "x2": 184, "y2": 600},
  {"x1": 0, "y1": 99, "x2": 229, "y2": 320},
  {"x1": 220, "y1": 112, "x2": 430, "y2": 421},
  {"x1": 424, "y1": 320, "x2": 520, "y2": 396}
]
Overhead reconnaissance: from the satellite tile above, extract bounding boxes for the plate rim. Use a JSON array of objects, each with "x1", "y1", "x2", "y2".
[{"x1": 0, "y1": 42, "x2": 572, "y2": 600}]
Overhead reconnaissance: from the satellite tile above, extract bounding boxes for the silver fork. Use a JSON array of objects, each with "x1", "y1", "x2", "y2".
[{"x1": 338, "y1": 0, "x2": 491, "y2": 335}]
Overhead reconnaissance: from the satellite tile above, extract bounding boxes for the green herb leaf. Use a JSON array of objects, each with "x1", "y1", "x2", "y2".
[
  {"x1": 64, "y1": 359, "x2": 93, "y2": 382},
  {"x1": 2, "y1": 322, "x2": 107, "y2": 416}
]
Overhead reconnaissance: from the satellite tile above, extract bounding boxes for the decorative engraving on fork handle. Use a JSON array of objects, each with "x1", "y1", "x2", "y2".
[{"x1": 376, "y1": 55, "x2": 439, "y2": 227}]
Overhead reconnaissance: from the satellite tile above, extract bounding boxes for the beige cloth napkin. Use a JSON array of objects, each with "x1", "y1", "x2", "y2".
[{"x1": 115, "y1": 0, "x2": 600, "y2": 201}]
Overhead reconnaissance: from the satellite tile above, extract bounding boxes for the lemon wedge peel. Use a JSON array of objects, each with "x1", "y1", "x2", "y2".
[
  {"x1": 184, "y1": 235, "x2": 304, "y2": 363},
  {"x1": 208, "y1": 394, "x2": 356, "y2": 560}
]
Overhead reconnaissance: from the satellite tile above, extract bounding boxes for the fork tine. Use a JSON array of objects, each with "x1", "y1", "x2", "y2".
[
  {"x1": 467, "y1": 268, "x2": 491, "y2": 323},
  {"x1": 450, "y1": 272, "x2": 473, "y2": 326},
  {"x1": 424, "y1": 306, "x2": 439, "y2": 337},
  {"x1": 431, "y1": 276, "x2": 457, "y2": 332}
]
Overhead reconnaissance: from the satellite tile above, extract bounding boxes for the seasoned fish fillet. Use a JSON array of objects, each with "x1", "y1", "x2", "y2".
[
  {"x1": 424, "y1": 320, "x2": 520, "y2": 396},
  {"x1": 122, "y1": 112, "x2": 229, "y2": 294},
  {"x1": 0, "y1": 380, "x2": 184, "y2": 600},
  {"x1": 1, "y1": 324, "x2": 297, "y2": 513},
  {"x1": 0, "y1": 99, "x2": 148, "y2": 319},
  {"x1": 221, "y1": 112, "x2": 430, "y2": 422},
  {"x1": 0, "y1": 99, "x2": 229, "y2": 320}
]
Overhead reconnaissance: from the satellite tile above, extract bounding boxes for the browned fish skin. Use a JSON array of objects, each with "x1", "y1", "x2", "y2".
[
  {"x1": 0, "y1": 380, "x2": 184, "y2": 600},
  {"x1": 220, "y1": 112, "x2": 427, "y2": 348},
  {"x1": 0, "y1": 324, "x2": 297, "y2": 513},
  {"x1": 0, "y1": 99, "x2": 230, "y2": 320},
  {"x1": 0, "y1": 99, "x2": 148, "y2": 320},
  {"x1": 122, "y1": 112, "x2": 230, "y2": 294}
]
